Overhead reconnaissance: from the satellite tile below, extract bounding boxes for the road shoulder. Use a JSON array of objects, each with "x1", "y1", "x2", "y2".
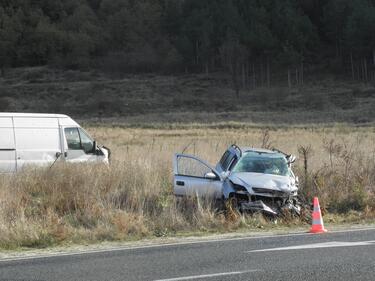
[{"x1": 0, "y1": 223, "x2": 374, "y2": 262}]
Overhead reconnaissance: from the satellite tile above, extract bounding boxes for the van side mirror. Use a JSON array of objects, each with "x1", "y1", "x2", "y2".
[{"x1": 92, "y1": 140, "x2": 97, "y2": 154}]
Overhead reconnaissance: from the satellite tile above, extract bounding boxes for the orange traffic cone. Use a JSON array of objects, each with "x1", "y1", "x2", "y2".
[{"x1": 309, "y1": 197, "x2": 327, "y2": 234}]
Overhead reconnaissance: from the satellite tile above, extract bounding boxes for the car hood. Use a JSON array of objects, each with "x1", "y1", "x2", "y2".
[{"x1": 229, "y1": 172, "x2": 297, "y2": 194}]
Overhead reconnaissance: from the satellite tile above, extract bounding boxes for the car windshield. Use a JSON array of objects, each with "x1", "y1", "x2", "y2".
[{"x1": 232, "y1": 152, "x2": 289, "y2": 176}]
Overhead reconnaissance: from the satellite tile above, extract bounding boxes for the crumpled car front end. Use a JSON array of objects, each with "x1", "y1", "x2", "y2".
[{"x1": 224, "y1": 172, "x2": 301, "y2": 216}]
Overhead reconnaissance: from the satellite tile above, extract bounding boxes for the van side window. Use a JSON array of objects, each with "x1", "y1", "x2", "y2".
[
  {"x1": 78, "y1": 128, "x2": 94, "y2": 153},
  {"x1": 64, "y1": 128, "x2": 81, "y2": 150},
  {"x1": 64, "y1": 128, "x2": 95, "y2": 153}
]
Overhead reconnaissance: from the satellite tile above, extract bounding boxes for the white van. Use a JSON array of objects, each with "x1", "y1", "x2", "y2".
[{"x1": 0, "y1": 113, "x2": 110, "y2": 173}]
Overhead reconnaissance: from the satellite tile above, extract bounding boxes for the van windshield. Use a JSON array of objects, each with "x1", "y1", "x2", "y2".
[{"x1": 232, "y1": 152, "x2": 289, "y2": 176}]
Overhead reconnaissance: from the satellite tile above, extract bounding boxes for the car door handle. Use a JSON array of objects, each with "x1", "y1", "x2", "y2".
[{"x1": 176, "y1": 181, "x2": 185, "y2": 186}]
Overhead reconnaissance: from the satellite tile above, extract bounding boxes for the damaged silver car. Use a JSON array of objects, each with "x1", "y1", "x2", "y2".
[{"x1": 173, "y1": 144, "x2": 301, "y2": 215}]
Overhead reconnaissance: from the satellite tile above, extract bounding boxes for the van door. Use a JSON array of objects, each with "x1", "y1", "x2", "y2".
[
  {"x1": 0, "y1": 117, "x2": 16, "y2": 172},
  {"x1": 13, "y1": 117, "x2": 62, "y2": 169},
  {"x1": 63, "y1": 127, "x2": 99, "y2": 162},
  {"x1": 173, "y1": 154, "x2": 223, "y2": 199}
]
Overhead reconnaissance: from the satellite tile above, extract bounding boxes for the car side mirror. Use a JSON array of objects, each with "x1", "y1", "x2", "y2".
[
  {"x1": 204, "y1": 171, "x2": 218, "y2": 180},
  {"x1": 287, "y1": 154, "x2": 296, "y2": 164}
]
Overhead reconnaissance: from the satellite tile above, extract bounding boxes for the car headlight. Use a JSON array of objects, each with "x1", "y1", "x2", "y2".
[{"x1": 232, "y1": 183, "x2": 248, "y2": 192}]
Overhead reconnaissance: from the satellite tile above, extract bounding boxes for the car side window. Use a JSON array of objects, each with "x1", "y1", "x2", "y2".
[
  {"x1": 177, "y1": 156, "x2": 212, "y2": 178},
  {"x1": 219, "y1": 151, "x2": 230, "y2": 168},
  {"x1": 64, "y1": 128, "x2": 81, "y2": 150},
  {"x1": 222, "y1": 152, "x2": 235, "y2": 171},
  {"x1": 228, "y1": 155, "x2": 238, "y2": 171}
]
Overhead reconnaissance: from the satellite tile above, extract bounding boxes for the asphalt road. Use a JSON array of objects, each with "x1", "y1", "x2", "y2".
[{"x1": 1, "y1": 228, "x2": 375, "y2": 281}]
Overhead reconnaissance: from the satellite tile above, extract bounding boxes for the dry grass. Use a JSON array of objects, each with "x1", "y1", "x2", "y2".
[{"x1": 0, "y1": 124, "x2": 375, "y2": 249}]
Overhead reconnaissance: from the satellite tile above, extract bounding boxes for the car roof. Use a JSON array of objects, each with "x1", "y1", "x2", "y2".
[
  {"x1": 227, "y1": 145, "x2": 286, "y2": 157},
  {"x1": 240, "y1": 147, "x2": 277, "y2": 154},
  {"x1": 0, "y1": 112, "x2": 69, "y2": 118}
]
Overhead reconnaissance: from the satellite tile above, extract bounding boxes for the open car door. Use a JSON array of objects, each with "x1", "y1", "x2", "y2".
[{"x1": 173, "y1": 154, "x2": 223, "y2": 199}]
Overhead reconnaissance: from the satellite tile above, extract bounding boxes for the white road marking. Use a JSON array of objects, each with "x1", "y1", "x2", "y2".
[
  {"x1": 1, "y1": 227, "x2": 375, "y2": 262},
  {"x1": 248, "y1": 240, "x2": 375, "y2": 253},
  {"x1": 153, "y1": 270, "x2": 257, "y2": 281}
]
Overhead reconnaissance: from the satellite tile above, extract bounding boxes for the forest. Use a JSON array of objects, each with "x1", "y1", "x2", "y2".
[{"x1": 0, "y1": 0, "x2": 375, "y2": 85}]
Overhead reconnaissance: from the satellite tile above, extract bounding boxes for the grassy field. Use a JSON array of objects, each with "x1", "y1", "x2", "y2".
[
  {"x1": 0, "y1": 124, "x2": 374, "y2": 249},
  {"x1": 1, "y1": 67, "x2": 375, "y2": 124}
]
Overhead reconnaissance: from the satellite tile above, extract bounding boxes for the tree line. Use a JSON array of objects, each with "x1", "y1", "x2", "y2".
[{"x1": 0, "y1": 0, "x2": 375, "y2": 87}]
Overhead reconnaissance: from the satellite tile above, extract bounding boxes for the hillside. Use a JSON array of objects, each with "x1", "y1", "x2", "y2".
[{"x1": 1, "y1": 67, "x2": 375, "y2": 125}]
